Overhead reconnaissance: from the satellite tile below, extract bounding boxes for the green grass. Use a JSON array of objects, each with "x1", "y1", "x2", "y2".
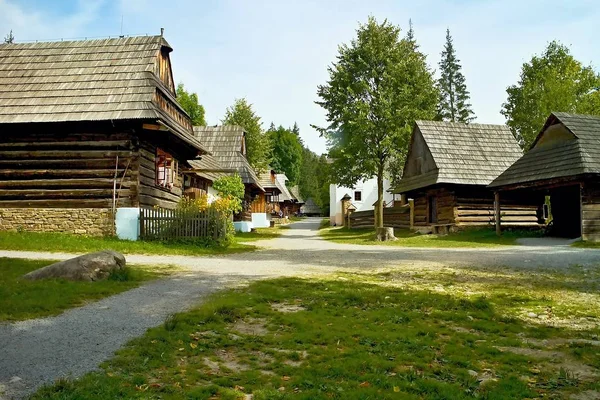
[
  {"x1": 0, "y1": 231, "x2": 256, "y2": 256},
  {"x1": 572, "y1": 241, "x2": 600, "y2": 248},
  {"x1": 320, "y1": 227, "x2": 541, "y2": 248},
  {"x1": 0, "y1": 258, "x2": 164, "y2": 321},
  {"x1": 235, "y1": 227, "x2": 284, "y2": 242},
  {"x1": 33, "y1": 265, "x2": 600, "y2": 399}
]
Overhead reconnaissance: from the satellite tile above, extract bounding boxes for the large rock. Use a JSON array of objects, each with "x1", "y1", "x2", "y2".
[{"x1": 23, "y1": 250, "x2": 126, "y2": 281}]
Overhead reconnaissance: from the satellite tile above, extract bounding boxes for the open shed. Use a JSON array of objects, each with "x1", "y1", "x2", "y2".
[
  {"x1": 490, "y1": 112, "x2": 600, "y2": 241},
  {"x1": 394, "y1": 120, "x2": 540, "y2": 232}
]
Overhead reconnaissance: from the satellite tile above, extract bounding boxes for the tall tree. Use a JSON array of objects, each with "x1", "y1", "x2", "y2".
[
  {"x1": 315, "y1": 17, "x2": 437, "y2": 235},
  {"x1": 269, "y1": 125, "x2": 303, "y2": 185},
  {"x1": 501, "y1": 41, "x2": 600, "y2": 149},
  {"x1": 4, "y1": 30, "x2": 14, "y2": 44},
  {"x1": 437, "y1": 29, "x2": 474, "y2": 123},
  {"x1": 176, "y1": 83, "x2": 206, "y2": 126},
  {"x1": 222, "y1": 98, "x2": 271, "y2": 172},
  {"x1": 292, "y1": 122, "x2": 300, "y2": 136}
]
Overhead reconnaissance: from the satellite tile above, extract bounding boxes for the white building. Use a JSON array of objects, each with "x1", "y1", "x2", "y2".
[{"x1": 329, "y1": 177, "x2": 394, "y2": 226}]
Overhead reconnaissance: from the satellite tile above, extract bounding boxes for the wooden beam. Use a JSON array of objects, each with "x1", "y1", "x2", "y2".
[{"x1": 495, "y1": 191, "x2": 501, "y2": 236}]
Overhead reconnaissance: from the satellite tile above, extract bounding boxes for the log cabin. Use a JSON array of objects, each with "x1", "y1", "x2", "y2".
[
  {"x1": 258, "y1": 169, "x2": 283, "y2": 218},
  {"x1": 393, "y1": 120, "x2": 539, "y2": 233},
  {"x1": 289, "y1": 186, "x2": 305, "y2": 215},
  {"x1": 192, "y1": 126, "x2": 265, "y2": 230},
  {"x1": 185, "y1": 154, "x2": 227, "y2": 201},
  {"x1": 0, "y1": 35, "x2": 209, "y2": 236},
  {"x1": 490, "y1": 112, "x2": 600, "y2": 241}
]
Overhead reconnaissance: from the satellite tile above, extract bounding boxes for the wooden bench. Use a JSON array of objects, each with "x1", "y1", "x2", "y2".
[{"x1": 430, "y1": 223, "x2": 453, "y2": 235}]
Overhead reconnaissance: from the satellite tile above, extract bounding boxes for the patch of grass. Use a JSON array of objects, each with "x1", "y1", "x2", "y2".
[
  {"x1": 572, "y1": 241, "x2": 600, "y2": 248},
  {"x1": 0, "y1": 258, "x2": 163, "y2": 321},
  {"x1": 0, "y1": 231, "x2": 256, "y2": 256},
  {"x1": 236, "y1": 227, "x2": 284, "y2": 242},
  {"x1": 33, "y1": 266, "x2": 600, "y2": 399},
  {"x1": 319, "y1": 218, "x2": 330, "y2": 230},
  {"x1": 320, "y1": 227, "x2": 542, "y2": 248}
]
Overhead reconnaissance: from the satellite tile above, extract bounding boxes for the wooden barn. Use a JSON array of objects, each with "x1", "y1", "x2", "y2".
[
  {"x1": 393, "y1": 120, "x2": 539, "y2": 233},
  {"x1": 192, "y1": 126, "x2": 265, "y2": 226},
  {"x1": 490, "y1": 112, "x2": 600, "y2": 241},
  {"x1": 0, "y1": 35, "x2": 208, "y2": 236}
]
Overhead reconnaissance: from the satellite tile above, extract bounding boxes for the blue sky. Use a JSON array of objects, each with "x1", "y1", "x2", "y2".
[{"x1": 2, "y1": 0, "x2": 599, "y2": 154}]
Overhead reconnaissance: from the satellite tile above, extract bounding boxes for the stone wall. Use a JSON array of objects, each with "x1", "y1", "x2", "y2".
[{"x1": 0, "y1": 208, "x2": 115, "y2": 236}]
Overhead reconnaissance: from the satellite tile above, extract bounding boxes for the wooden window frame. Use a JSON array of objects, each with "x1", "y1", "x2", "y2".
[
  {"x1": 354, "y1": 191, "x2": 362, "y2": 202},
  {"x1": 155, "y1": 148, "x2": 178, "y2": 191}
]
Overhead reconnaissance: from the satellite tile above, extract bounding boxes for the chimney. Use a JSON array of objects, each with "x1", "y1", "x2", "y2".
[{"x1": 160, "y1": 27, "x2": 164, "y2": 37}]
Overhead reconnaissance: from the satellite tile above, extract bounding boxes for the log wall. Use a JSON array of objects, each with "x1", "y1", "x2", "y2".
[
  {"x1": 349, "y1": 206, "x2": 411, "y2": 229},
  {"x1": 137, "y1": 140, "x2": 184, "y2": 210},
  {"x1": 582, "y1": 180, "x2": 600, "y2": 242},
  {"x1": 0, "y1": 130, "x2": 138, "y2": 209}
]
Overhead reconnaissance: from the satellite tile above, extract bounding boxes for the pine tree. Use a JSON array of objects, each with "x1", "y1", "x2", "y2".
[
  {"x1": 437, "y1": 29, "x2": 474, "y2": 123},
  {"x1": 4, "y1": 30, "x2": 14, "y2": 44},
  {"x1": 406, "y1": 19, "x2": 416, "y2": 48},
  {"x1": 292, "y1": 122, "x2": 300, "y2": 135}
]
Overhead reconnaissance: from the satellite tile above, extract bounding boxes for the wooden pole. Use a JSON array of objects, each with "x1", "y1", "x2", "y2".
[{"x1": 495, "y1": 191, "x2": 501, "y2": 236}]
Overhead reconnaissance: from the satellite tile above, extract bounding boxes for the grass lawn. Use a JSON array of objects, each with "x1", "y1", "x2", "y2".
[
  {"x1": 572, "y1": 241, "x2": 600, "y2": 249},
  {"x1": 34, "y1": 264, "x2": 600, "y2": 399},
  {"x1": 235, "y1": 227, "x2": 285, "y2": 242},
  {"x1": 0, "y1": 258, "x2": 165, "y2": 321},
  {"x1": 0, "y1": 231, "x2": 257, "y2": 256},
  {"x1": 320, "y1": 227, "x2": 540, "y2": 248}
]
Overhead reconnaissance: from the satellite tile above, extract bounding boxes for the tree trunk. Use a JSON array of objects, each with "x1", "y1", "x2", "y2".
[
  {"x1": 376, "y1": 227, "x2": 396, "y2": 242},
  {"x1": 376, "y1": 169, "x2": 384, "y2": 229}
]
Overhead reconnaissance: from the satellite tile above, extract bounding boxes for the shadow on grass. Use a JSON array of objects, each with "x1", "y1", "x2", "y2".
[
  {"x1": 320, "y1": 227, "x2": 544, "y2": 248},
  {"x1": 32, "y1": 277, "x2": 600, "y2": 399}
]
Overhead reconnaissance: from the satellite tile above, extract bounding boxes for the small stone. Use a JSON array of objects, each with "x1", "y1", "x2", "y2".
[
  {"x1": 9, "y1": 376, "x2": 22, "y2": 384},
  {"x1": 278, "y1": 387, "x2": 285, "y2": 392},
  {"x1": 527, "y1": 312, "x2": 538, "y2": 318},
  {"x1": 468, "y1": 370, "x2": 478, "y2": 377}
]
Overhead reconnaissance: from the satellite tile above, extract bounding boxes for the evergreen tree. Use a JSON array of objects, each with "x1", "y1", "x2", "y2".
[
  {"x1": 437, "y1": 29, "x2": 475, "y2": 123},
  {"x1": 292, "y1": 122, "x2": 300, "y2": 135},
  {"x1": 268, "y1": 122, "x2": 276, "y2": 132},
  {"x1": 222, "y1": 98, "x2": 271, "y2": 172},
  {"x1": 269, "y1": 126, "x2": 303, "y2": 185},
  {"x1": 4, "y1": 30, "x2": 14, "y2": 44},
  {"x1": 176, "y1": 83, "x2": 206, "y2": 126}
]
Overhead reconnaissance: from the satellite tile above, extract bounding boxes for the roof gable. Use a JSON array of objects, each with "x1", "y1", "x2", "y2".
[
  {"x1": 0, "y1": 35, "x2": 204, "y2": 152},
  {"x1": 395, "y1": 120, "x2": 522, "y2": 193},
  {"x1": 490, "y1": 112, "x2": 600, "y2": 188}
]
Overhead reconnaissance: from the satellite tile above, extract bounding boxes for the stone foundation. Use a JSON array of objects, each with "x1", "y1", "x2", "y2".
[{"x1": 0, "y1": 208, "x2": 115, "y2": 236}]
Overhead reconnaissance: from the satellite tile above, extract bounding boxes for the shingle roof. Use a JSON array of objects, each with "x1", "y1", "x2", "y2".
[
  {"x1": 301, "y1": 198, "x2": 321, "y2": 214},
  {"x1": 275, "y1": 174, "x2": 294, "y2": 201},
  {"x1": 193, "y1": 125, "x2": 263, "y2": 190},
  {"x1": 489, "y1": 112, "x2": 600, "y2": 188},
  {"x1": 187, "y1": 154, "x2": 227, "y2": 182},
  {"x1": 257, "y1": 170, "x2": 278, "y2": 189},
  {"x1": 394, "y1": 120, "x2": 523, "y2": 193},
  {"x1": 0, "y1": 35, "x2": 206, "y2": 152},
  {"x1": 290, "y1": 186, "x2": 304, "y2": 203}
]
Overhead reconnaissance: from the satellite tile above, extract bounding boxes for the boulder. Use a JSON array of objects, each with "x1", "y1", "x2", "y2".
[{"x1": 23, "y1": 250, "x2": 126, "y2": 281}]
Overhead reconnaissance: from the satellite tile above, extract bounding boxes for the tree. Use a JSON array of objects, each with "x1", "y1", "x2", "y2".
[
  {"x1": 176, "y1": 83, "x2": 206, "y2": 126},
  {"x1": 501, "y1": 41, "x2": 600, "y2": 149},
  {"x1": 292, "y1": 122, "x2": 300, "y2": 135},
  {"x1": 269, "y1": 125, "x2": 303, "y2": 185},
  {"x1": 437, "y1": 29, "x2": 474, "y2": 123},
  {"x1": 315, "y1": 17, "x2": 437, "y2": 235},
  {"x1": 4, "y1": 30, "x2": 14, "y2": 44},
  {"x1": 222, "y1": 98, "x2": 271, "y2": 172}
]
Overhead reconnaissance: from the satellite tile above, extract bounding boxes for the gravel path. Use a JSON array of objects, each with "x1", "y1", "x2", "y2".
[{"x1": 1, "y1": 217, "x2": 600, "y2": 399}]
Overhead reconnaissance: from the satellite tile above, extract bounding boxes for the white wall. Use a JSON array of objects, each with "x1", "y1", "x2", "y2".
[
  {"x1": 207, "y1": 185, "x2": 219, "y2": 204},
  {"x1": 329, "y1": 177, "x2": 394, "y2": 226}
]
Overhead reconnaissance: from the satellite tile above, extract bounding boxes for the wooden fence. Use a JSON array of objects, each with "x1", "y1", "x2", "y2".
[
  {"x1": 139, "y1": 207, "x2": 228, "y2": 241},
  {"x1": 349, "y1": 205, "x2": 411, "y2": 229}
]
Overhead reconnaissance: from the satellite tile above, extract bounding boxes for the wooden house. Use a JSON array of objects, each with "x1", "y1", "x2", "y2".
[
  {"x1": 185, "y1": 154, "x2": 227, "y2": 200},
  {"x1": 0, "y1": 35, "x2": 208, "y2": 236},
  {"x1": 393, "y1": 120, "x2": 538, "y2": 233},
  {"x1": 301, "y1": 198, "x2": 322, "y2": 216},
  {"x1": 289, "y1": 186, "x2": 305, "y2": 215},
  {"x1": 490, "y1": 112, "x2": 600, "y2": 241},
  {"x1": 258, "y1": 169, "x2": 283, "y2": 216},
  {"x1": 192, "y1": 126, "x2": 265, "y2": 229}
]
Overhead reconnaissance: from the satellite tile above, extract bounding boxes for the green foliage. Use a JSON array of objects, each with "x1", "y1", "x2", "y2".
[
  {"x1": 213, "y1": 174, "x2": 245, "y2": 210},
  {"x1": 0, "y1": 258, "x2": 156, "y2": 321},
  {"x1": 268, "y1": 125, "x2": 303, "y2": 185},
  {"x1": 501, "y1": 41, "x2": 600, "y2": 148},
  {"x1": 437, "y1": 29, "x2": 475, "y2": 123},
  {"x1": 298, "y1": 148, "x2": 330, "y2": 214},
  {"x1": 4, "y1": 30, "x2": 14, "y2": 44},
  {"x1": 315, "y1": 17, "x2": 437, "y2": 227},
  {"x1": 176, "y1": 83, "x2": 206, "y2": 126},
  {"x1": 222, "y1": 98, "x2": 271, "y2": 172}
]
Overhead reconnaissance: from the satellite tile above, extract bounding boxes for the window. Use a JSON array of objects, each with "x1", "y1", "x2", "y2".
[
  {"x1": 354, "y1": 191, "x2": 362, "y2": 202},
  {"x1": 156, "y1": 148, "x2": 177, "y2": 190}
]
